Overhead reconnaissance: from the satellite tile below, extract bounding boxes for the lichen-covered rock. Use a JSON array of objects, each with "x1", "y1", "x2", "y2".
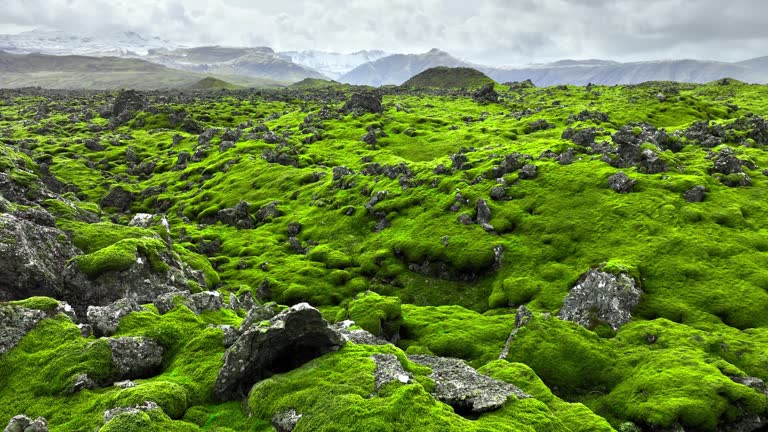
[
  {"x1": 240, "y1": 302, "x2": 281, "y2": 330},
  {"x1": 102, "y1": 401, "x2": 160, "y2": 424},
  {"x1": 608, "y1": 171, "x2": 636, "y2": 193},
  {"x1": 272, "y1": 409, "x2": 302, "y2": 432},
  {"x1": 558, "y1": 267, "x2": 642, "y2": 331},
  {"x1": 215, "y1": 303, "x2": 344, "y2": 400},
  {"x1": 87, "y1": 298, "x2": 143, "y2": 337},
  {"x1": 190, "y1": 291, "x2": 224, "y2": 312},
  {"x1": 3, "y1": 415, "x2": 48, "y2": 432},
  {"x1": 332, "y1": 320, "x2": 389, "y2": 346},
  {"x1": 108, "y1": 337, "x2": 164, "y2": 381},
  {"x1": 372, "y1": 353, "x2": 413, "y2": 391},
  {"x1": 0, "y1": 214, "x2": 81, "y2": 302},
  {"x1": 408, "y1": 355, "x2": 529, "y2": 414},
  {"x1": 153, "y1": 291, "x2": 194, "y2": 315}
]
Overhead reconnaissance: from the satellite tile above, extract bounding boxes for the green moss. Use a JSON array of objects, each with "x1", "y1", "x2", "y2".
[
  {"x1": 7, "y1": 296, "x2": 60, "y2": 311},
  {"x1": 74, "y1": 238, "x2": 168, "y2": 277},
  {"x1": 338, "y1": 292, "x2": 402, "y2": 338}
]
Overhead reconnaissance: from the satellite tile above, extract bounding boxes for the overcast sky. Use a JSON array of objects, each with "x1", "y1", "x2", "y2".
[{"x1": 1, "y1": 0, "x2": 766, "y2": 65}]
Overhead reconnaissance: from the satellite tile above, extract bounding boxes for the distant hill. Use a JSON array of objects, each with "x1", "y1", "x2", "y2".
[
  {"x1": 402, "y1": 67, "x2": 495, "y2": 89},
  {"x1": 340, "y1": 49, "x2": 471, "y2": 86},
  {"x1": 288, "y1": 78, "x2": 344, "y2": 89},
  {"x1": 482, "y1": 59, "x2": 766, "y2": 86},
  {"x1": 0, "y1": 51, "x2": 284, "y2": 90},
  {"x1": 146, "y1": 46, "x2": 327, "y2": 84},
  {"x1": 187, "y1": 77, "x2": 244, "y2": 90}
]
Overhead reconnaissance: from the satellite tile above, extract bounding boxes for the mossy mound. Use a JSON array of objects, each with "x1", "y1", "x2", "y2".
[
  {"x1": 402, "y1": 67, "x2": 496, "y2": 89},
  {"x1": 187, "y1": 77, "x2": 245, "y2": 91}
]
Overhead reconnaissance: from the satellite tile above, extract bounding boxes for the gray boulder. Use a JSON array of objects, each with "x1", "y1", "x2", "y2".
[
  {"x1": 608, "y1": 171, "x2": 636, "y2": 193},
  {"x1": 408, "y1": 355, "x2": 529, "y2": 414},
  {"x1": 190, "y1": 291, "x2": 224, "y2": 312},
  {"x1": 475, "y1": 199, "x2": 494, "y2": 232},
  {"x1": 3, "y1": 415, "x2": 48, "y2": 432},
  {"x1": 518, "y1": 164, "x2": 538, "y2": 180},
  {"x1": 558, "y1": 267, "x2": 642, "y2": 331},
  {"x1": 99, "y1": 186, "x2": 134, "y2": 212},
  {"x1": 215, "y1": 201, "x2": 255, "y2": 229},
  {"x1": 372, "y1": 353, "x2": 413, "y2": 391},
  {"x1": 215, "y1": 303, "x2": 344, "y2": 400},
  {"x1": 108, "y1": 337, "x2": 164, "y2": 381},
  {"x1": 684, "y1": 185, "x2": 707, "y2": 203},
  {"x1": 87, "y1": 298, "x2": 143, "y2": 337},
  {"x1": 240, "y1": 302, "x2": 281, "y2": 330},
  {"x1": 153, "y1": 291, "x2": 194, "y2": 315},
  {"x1": 0, "y1": 214, "x2": 81, "y2": 302}
]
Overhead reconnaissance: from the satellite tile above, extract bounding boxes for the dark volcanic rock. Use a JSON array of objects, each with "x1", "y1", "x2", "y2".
[
  {"x1": 472, "y1": 83, "x2": 499, "y2": 104},
  {"x1": 408, "y1": 355, "x2": 529, "y2": 415},
  {"x1": 100, "y1": 186, "x2": 135, "y2": 212},
  {"x1": 215, "y1": 303, "x2": 344, "y2": 400},
  {"x1": 608, "y1": 171, "x2": 636, "y2": 193},
  {"x1": 0, "y1": 213, "x2": 81, "y2": 301},
  {"x1": 683, "y1": 185, "x2": 707, "y2": 203},
  {"x1": 343, "y1": 93, "x2": 383, "y2": 114},
  {"x1": 518, "y1": 164, "x2": 538, "y2": 179},
  {"x1": 215, "y1": 201, "x2": 255, "y2": 229},
  {"x1": 558, "y1": 267, "x2": 642, "y2": 331},
  {"x1": 498, "y1": 305, "x2": 533, "y2": 360}
]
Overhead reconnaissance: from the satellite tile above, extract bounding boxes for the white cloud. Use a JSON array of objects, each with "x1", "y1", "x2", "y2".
[{"x1": 0, "y1": 0, "x2": 766, "y2": 64}]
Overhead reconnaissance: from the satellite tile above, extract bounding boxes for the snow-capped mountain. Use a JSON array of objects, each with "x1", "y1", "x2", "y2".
[
  {"x1": 0, "y1": 29, "x2": 176, "y2": 57},
  {"x1": 279, "y1": 50, "x2": 389, "y2": 79}
]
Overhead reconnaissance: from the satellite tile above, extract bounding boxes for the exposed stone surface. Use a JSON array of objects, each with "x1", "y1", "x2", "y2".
[
  {"x1": 372, "y1": 353, "x2": 413, "y2": 391},
  {"x1": 499, "y1": 305, "x2": 533, "y2": 360},
  {"x1": 3, "y1": 415, "x2": 48, "y2": 432},
  {"x1": 87, "y1": 298, "x2": 143, "y2": 337},
  {"x1": 99, "y1": 186, "x2": 134, "y2": 212},
  {"x1": 190, "y1": 291, "x2": 224, "y2": 312},
  {"x1": 558, "y1": 268, "x2": 642, "y2": 331},
  {"x1": 215, "y1": 303, "x2": 344, "y2": 400},
  {"x1": 108, "y1": 337, "x2": 164, "y2": 380},
  {"x1": 472, "y1": 83, "x2": 499, "y2": 104},
  {"x1": 102, "y1": 401, "x2": 160, "y2": 424},
  {"x1": 215, "y1": 201, "x2": 255, "y2": 229},
  {"x1": 332, "y1": 320, "x2": 389, "y2": 346},
  {"x1": 272, "y1": 409, "x2": 302, "y2": 432},
  {"x1": 518, "y1": 164, "x2": 538, "y2": 180},
  {"x1": 240, "y1": 302, "x2": 281, "y2": 330},
  {"x1": 475, "y1": 199, "x2": 494, "y2": 232},
  {"x1": 408, "y1": 355, "x2": 529, "y2": 415},
  {"x1": 0, "y1": 213, "x2": 81, "y2": 302}
]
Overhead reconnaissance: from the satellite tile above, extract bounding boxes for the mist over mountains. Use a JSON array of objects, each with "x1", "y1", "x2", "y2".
[{"x1": 1, "y1": 29, "x2": 767, "y2": 89}]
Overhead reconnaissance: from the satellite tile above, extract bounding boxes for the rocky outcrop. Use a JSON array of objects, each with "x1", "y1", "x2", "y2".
[
  {"x1": 99, "y1": 186, "x2": 135, "y2": 212},
  {"x1": 408, "y1": 355, "x2": 529, "y2": 416},
  {"x1": 558, "y1": 267, "x2": 642, "y2": 331},
  {"x1": 0, "y1": 301, "x2": 76, "y2": 354},
  {"x1": 0, "y1": 213, "x2": 81, "y2": 301},
  {"x1": 215, "y1": 303, "x2": 344, "y2": 400},
  {"x1": 87, "y1": 298, "x2": 143, "y2": 337},
  {"x1": 108, "y1": 337, "x2": 164, "y2": 381},
  {"x1": 61, "y1": 244, "x2": 205, "y2": 316},
  {"x1": 472, "y1": 83, "x2": 499, "y2": 104},
  {"x1": 3, "y1": 415, "x2": 48, "y2": 432},
  {"x1": 214, "y1": 201, "x2": 255, "y2": 229},
  {"x1": 332, "y1": 320, "x2": 389, "y2": 346}
]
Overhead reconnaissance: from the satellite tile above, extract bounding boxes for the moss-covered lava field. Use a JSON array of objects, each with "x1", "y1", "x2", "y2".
[{"x1": 2, "y1": 78, "x2": 768, "y2": 431}]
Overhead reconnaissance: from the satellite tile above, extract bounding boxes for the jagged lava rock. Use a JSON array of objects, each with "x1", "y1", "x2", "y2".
[{"x1": 558, "y1": 267, "x2": 642, "y2": 331}]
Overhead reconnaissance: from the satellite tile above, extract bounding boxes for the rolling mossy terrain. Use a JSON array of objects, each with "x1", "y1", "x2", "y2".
[{"x1": 1, "y1": 78, "x2": 768, "y2": 431}]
